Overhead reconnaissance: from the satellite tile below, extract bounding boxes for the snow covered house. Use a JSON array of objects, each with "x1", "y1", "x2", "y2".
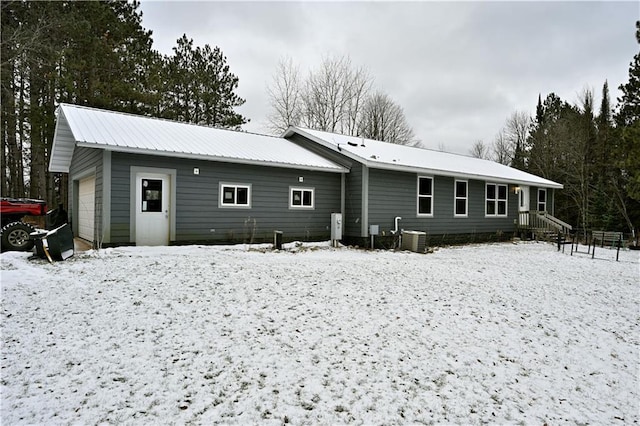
[
  {"x1": 49, "y1": 104, "x2": 566, "y2": 248},
  {"x1": 49, "y1": 104, "x2": 346, "y2": 247},
  {"x1": 283, "y1": 127, "x2": 566, "y2": 246}
]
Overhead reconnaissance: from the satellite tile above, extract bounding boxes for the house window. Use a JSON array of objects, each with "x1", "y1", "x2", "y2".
[
  {"x1": 486, "y1": 183, "x2": 507, "y2": 216},
  {"x1": 538, "y1": 188, "x2": 547, "y2": 212},
  {"x1": 290, "y1": 187, "x2": 314, "y2": 209},
  {"x1": 220, "y1": 183, "x2": 251, "y2": 207},
  {"x1": 454, "y1": 180, "x2": 468, "y2": 217},
  {"x1": 417, "y1": 176, "x2": 433, "y2": 216}
]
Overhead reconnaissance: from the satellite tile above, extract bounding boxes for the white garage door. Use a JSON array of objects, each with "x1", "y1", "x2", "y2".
[{"x1": 78, "y1": 176, "x2": 95, "y2": 241}]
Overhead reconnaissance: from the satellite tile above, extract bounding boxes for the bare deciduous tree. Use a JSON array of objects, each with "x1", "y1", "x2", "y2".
[
  {"x1": 266, "y1": 54, "x2": 416, "y2": 145},
  {"x1": 561, "y1": 88, "x2": 597, "y2": 233},
  {"x1": 266, "y1": 57, "x2": 302, "y2": 134},
  {"x1": 489, "y1": 110, "x2": 531, "y2": 167},
  {"x1": 492, "y1": 130, "x2": 511, "y2": 165},
  {"x1": 504, "y1": 111, "x2": 531, "y2": 168},
  {"x1": 301, "y1": 55, "x2": 372, "y2": 133},
  {"x1": 358, "y1": 92, "x2": 416, "y2": 146},
  {"x1": 469, "y1": 140, "x2": 490, "y2": 159}
]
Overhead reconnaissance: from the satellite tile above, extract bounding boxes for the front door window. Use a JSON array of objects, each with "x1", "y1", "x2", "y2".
[{"x1": 142, "y1": 179, "x2": 162, "y2": 212}]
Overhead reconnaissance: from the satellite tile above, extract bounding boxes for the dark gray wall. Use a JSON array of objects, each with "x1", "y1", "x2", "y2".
[
  {"x1": 528, "y1": 186, "x2": 555, "y2": 213},
  {"x1": 368, "y1": 169, "x2": 518, "y2": 236},
  {"x1": 286, "y1": 133, "x2": 363, "y2": 237},
  {"x1": 285, "y1": 132, "x2": 519, "y2": 237},
  {"x1": 343, "y1": 162, "x2": 363, "y2": 237},
  {"x1": 110, "y1": 152, "x2": 342, "y2": 244},
  {"x1": 68, "y1": 147, "x2": 103, "y2": 244}
]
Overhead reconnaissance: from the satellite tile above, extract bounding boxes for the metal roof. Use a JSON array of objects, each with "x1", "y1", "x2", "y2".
[
  {"x1": 284, "y1": 127, "x2": 563, "y2": 189},
  {"x1": 49, "y1": 104, "x2": 347, "y2": 174}
]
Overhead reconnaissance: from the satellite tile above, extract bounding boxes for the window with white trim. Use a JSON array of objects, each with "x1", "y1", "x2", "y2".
[
  {"x1": 290, "y1": 187, "x2": 314, "y2": 209},
  {"x1": 220, "y1": 183, "x2": 251, "y2": 207},
  {"x1": 417, "y1": 176, "x2": 433, "y2": 216},
  {"x1": 486, "y1": 183, "x2": 507, "y2": 216},
  {"x1": 537, "y1": 188, "x2": 547, "y2": 212},
  {"x1": 454, "y1": 180, "x2": 468, "y2": 217}
]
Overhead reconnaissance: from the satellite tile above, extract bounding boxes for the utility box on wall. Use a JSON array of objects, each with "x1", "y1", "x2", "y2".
[{"x1": 331, "y1": 213, "x2": 342, "y2": 246}]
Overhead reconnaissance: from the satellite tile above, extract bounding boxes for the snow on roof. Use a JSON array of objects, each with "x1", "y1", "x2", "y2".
[
  {"x1": 49, "y1": 104, "x2": 347, "y2": 174},
  {"x1": 286, "y1": 127, "x2": 563, "y2": 189}
]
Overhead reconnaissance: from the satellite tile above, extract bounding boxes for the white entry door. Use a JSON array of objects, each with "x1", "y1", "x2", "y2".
[
  {"x1": 519, "y1": 185, "x2": 530, "y2": 226},
  {"x1": 78, "y1": 175, "x2": 96, "y2": 241},
  {"x1": 135, "y1": 173, "x2": 170, "y2": 246}
]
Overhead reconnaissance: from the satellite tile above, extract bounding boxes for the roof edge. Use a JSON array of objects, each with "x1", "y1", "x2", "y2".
[
  {"x1": 75, "y1": 142, "x2": 349, "y2": 174},
  {"x1": 284, "y1": 126, "x2": 374, "y2": 166},
  {"x1": 284, "y1": 127, "x2": 562, "y2": 188},
  {"x1": 367, "y1": 161, "x2": 564, "y2": 189},
  {"x1": 49, "y1": 107, "x2": 73, "y2": 173},
  {"x1": 60, "y1": 103, "x2": 284, "y2": 141}
]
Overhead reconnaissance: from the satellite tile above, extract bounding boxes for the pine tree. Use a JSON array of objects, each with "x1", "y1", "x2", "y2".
[
  {"x1": 591, "y1": 81, "x2": 618, "y2": 230},
  {"x1": 616, "y1": 21, "x2": 640, "y2": 128},
  {"x1": 161, "y1": 35, "x2": 247, "y2": 129},
  {"x1": 612, "y1": 20, "x2": 640, "y2": 239},
  {"x1": 1, "y1": 1, "x2": 159, "y2": 205}
]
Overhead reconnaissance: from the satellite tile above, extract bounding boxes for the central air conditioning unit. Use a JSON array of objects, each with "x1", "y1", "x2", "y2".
[{"x1": 401, "y1": 230, "x2": 427, "y2": 253}]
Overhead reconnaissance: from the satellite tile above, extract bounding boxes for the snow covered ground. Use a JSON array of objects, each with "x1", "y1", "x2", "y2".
[{"x1": 1, "y1": 241, "x2": 638, "y2": 425}]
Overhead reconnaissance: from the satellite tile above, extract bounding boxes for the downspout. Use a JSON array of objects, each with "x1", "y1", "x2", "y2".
[
  {"x1": 340, "y1": 172, "x2": 345, "y2": 220},
  {"x1": 361, "y1": 165, "x2": 369, "y2": 238},
  {"x1": 101, "y1": 150, "x2": 112, "y2": 245}
]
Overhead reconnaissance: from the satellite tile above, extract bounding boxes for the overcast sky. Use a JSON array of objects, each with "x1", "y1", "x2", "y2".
[{"x1": 139, "y1": 1, "x2": 638, "y2": 154}]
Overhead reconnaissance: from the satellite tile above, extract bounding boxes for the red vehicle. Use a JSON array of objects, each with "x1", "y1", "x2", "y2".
[{"x1": 1, "y1": 198, "x2": 48, "y2": 251}]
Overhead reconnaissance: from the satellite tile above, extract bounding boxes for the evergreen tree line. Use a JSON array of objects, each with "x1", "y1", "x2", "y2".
[
  {"x1": 1, "y1": 1, "x2": 247, "y2": 207},
  {"x1": 520, "y1": 21, "x2": 640, "y2": 237}
]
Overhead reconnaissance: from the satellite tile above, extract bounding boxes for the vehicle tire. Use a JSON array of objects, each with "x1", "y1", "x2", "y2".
[{"x1": 1, "y1": 221, "x2": 35, "y2": 251}]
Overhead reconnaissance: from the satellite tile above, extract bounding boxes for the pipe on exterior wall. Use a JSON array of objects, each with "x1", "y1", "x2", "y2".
[{"x1": 393, "y1": 216, "x2": 402, "y2": 234}]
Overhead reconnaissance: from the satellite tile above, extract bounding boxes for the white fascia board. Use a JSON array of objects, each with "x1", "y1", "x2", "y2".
[
  {"x1": 284, "y1": 127, "x2": 371, "y2": 167},
  {"x1": 75, "y1": 142, "x2": 349, "y2": 174},
  {"x1": 284, "y1": 127, "x2": 562, "y2": 188},
  {"x1": 49, "y1": 108, "x2": 74, "y2": 173},
  {"x1": 368, "y1": 161, "x2": 564, "y2": 189}
]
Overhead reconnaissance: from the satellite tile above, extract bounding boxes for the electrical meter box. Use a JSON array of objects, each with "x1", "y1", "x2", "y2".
[{"x1": 331, "y1": 213, "x2": 342, "y2": 241}]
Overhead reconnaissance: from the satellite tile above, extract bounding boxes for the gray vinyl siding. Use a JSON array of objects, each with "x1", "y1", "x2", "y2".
[
  {"x1": 529, "y1": 186, "x2": 554, "y2": 213},
  {"x1": 287, "y1": 133, "x2": 363, "y2": 237},
  {"x1": 367, "y1": 169, "x2": 517, "y2": 235},
  {"x1": 286, "y1": 133, "x2": 353, "y2": 169},
  {"x1": 110, "y1": 152, "x2": 342, "y2": 244},
  {"x1": 344, "y1": 162, "x2": 363, "y2": 237},
  {"x1": 68, "y1": 147, "x2": 103, "y2": 243}
]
